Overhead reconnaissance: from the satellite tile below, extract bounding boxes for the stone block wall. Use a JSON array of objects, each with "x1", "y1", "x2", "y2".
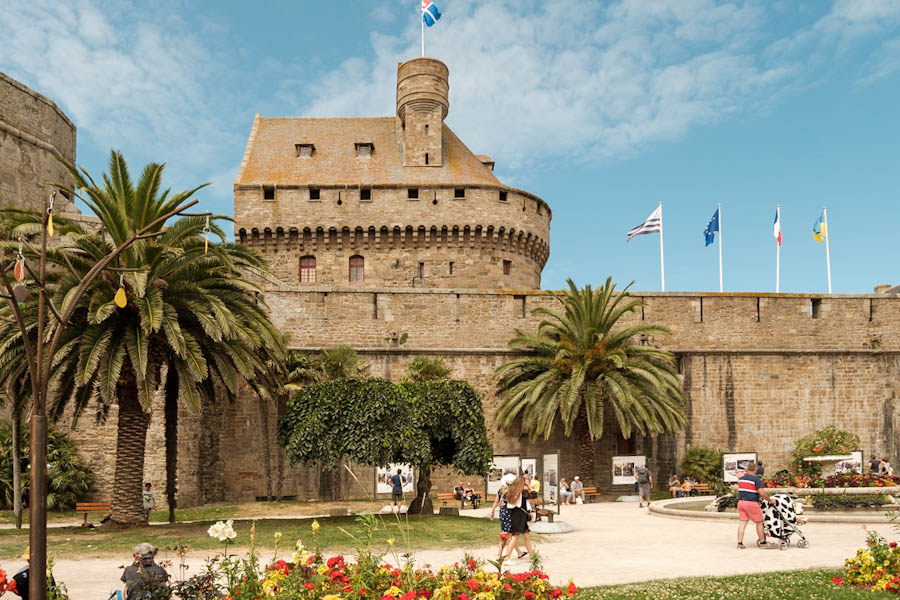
[
  {"x1": 235, "y1": 185, "x2": 550, "y2": 289},
  {"x1": 0, "y1": 71, "x2": 79, "y2": 215}
]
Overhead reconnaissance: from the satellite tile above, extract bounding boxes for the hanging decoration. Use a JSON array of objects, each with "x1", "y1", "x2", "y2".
[
  {"x1": 13, "y1": 242, "x2": 25, "y2": 282},
  {"x1": 47, "y1": 191, "x2": 56, "y2": 237},
  {"x1": 114, "y1": 273, "x2": 127, "y2": 308},
  {"x1": 203, "y1": 215, "x2": 211, "y2": 254}
]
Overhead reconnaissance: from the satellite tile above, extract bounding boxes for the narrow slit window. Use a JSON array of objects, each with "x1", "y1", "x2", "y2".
[
  {"x1": 425, "y1": 152, "x2": 429, "y2": 165},
  {"x1": 499, "y1": 190, "x2": 508, "y2": 202},
  {"x1": 418, "y1": 262, "x2": 425, "y2": 278},
  {"x1": 449, "y1": 261, "x2": 454, "y2": 275},
  {"x1": 503, "y1": 260, "x2": 512, "y2": 276}
]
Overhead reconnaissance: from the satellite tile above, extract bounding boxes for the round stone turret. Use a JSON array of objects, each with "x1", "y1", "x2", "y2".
[{"x1": 396, "y1": 57, "x2": 449, "y2": 125}]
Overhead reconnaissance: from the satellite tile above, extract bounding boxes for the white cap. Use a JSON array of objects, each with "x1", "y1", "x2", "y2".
[
  {"x1": 502, "y1": 473, "x2": 517, "y2": 485},
  {"x1": 574, "y1": 476, "x2": 580, "y2": 480}
]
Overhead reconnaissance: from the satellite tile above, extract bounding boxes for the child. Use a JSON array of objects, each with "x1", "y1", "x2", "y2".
[{"x1": 142, "y1": 482, "x2": 154, "y2": 519}]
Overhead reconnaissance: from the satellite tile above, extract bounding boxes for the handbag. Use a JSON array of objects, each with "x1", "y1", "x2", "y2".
[{"x1": 575, "y1": 496, "x2": 584, "y2": 505}]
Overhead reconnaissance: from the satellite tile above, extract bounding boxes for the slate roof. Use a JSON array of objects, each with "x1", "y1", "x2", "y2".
[{"x1": 235, "y1": 116, "x2": 502, "y2": 188}]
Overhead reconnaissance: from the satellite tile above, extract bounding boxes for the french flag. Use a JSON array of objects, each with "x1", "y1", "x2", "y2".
[
  {"x1": 422, "y1": 0, "x2": 441, "y2": 27},
  {"x1": 773, "y1": 207, "x2": 782, "y2": 246}
]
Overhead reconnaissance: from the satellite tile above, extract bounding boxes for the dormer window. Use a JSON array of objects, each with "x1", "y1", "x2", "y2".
[
  {"x1": 355, "y1": 142, "x2": 374, "y2": 157},
  {"x1": 296, "y1": 143, "x2": 315, "y2": 158}
]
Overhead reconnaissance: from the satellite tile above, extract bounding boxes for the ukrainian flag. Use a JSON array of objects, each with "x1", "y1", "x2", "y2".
[{"x1": 812, "y1": 211, "x2": 827, "y2": 243}]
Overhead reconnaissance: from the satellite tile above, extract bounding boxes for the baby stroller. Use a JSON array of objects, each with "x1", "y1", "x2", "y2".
[{"x1": 761, "y1": 494, "x2": 809, "y2": 550}]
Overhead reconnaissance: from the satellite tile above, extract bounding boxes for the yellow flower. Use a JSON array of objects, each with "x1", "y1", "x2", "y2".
[
  {"x1": 317, "y1": 564, "x2": 330, "y2": 575},
  {"x1": 274, "y1": 531, "x2": 282, "y2": 544},
  {"x1": 311, "y1": 519, "x2": 321, "y2": 533},
  {"x1": 295, "y1": 537, "x2": 303, "y2": 549},
  {"x1": 387, "y1": 538, "x2": 395, "y2": 547},
  {"x1": 322, "y1": 596, "x2": 343, "y2": 600}
]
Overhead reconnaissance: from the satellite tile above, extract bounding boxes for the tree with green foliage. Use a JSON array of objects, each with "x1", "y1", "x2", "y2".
[
  {"x1": 403, "y1": 356, "x2": 450, "y2": 382},
  {"x1": 279, "y1": 378, "x2": 492, "y2": 513},
  {"x1": 0, "y1": 152, "x2": 281, "y2": 526},
  {"x1": 495, "y1": 278, "x2": 685, "y2": 484},
  {"x1": 1, "y1": 423, "x2": 94, "y2": 510}
]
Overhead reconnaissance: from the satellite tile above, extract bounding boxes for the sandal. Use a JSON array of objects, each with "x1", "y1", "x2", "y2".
[
  {"x1": 518, "y1": 551, "x2": 528, "y2": 559},
  {"x1": 756, "y1": 540, "x2": 771, "y2": 548},
  {"x1": 736, "y1": 542, "x2": 745, "y2": 549}
]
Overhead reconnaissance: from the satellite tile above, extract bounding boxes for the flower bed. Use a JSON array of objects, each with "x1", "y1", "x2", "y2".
[
  {"x1": 169, "y1": 519, "x2": 579, "y2": 600},
  {"x1": 835, "y1": 531, "x2": 900, "y2": 594},
  {"x1": 764, "y1": 473, "x2": 900, "y2": 489},
  {"x1": 811, "y1": 494, "x2": 892, "y2": 510}
]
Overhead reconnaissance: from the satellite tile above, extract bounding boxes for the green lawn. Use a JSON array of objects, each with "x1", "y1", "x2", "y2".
[
  {"x1": 577, "y1": 569, "x2": 892, "y2": 599},
  {"x1": 0, "y1": 499, "x2": 391, "y2": 525},
  {"x1": 0, "y1": 514, "x2": 517, "y2": 559}
]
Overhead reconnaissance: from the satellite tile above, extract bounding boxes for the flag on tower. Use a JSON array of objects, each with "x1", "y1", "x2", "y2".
[
  {"x1": 704, "y1": 207, "x2": 719, "y2": 246},
  {"x1": 812, "y1": 211, "x2": 827, "y2": 242},
  {"x1": 773, "y1": 208, "x2": 782, "y2": 246},
  {"x1": 626, "y1": 206, "x2": 662, "y2": 242},
  {"x1": 422, "y1": 0, "x2": 441, "y2": 26}
]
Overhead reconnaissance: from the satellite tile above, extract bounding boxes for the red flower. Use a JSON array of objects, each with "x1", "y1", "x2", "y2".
[
  {"x1": 466, "y1": 559, "x2": 478, "y2": 571},
  {"x1": 568, "y1": 582, "x2": 579, "y2": 596},
  {"x1": 400, "y1": 592, "x2": 417, "y2": 600},
  {"x1": 304, "y1": 583, "x2": 315, "y2": 590},
  {"x1": 551, "y1": 588, "x2": 563, "y2": 598},
  {"x1": 832, "y1": 576, "x2": 844, "y2": 586},
  {"x1": 457, "y1": 594, "x2": 470, "y2": 600},
  {"x1": 524, "y1": 594, "x2": 536, "y2": 600},
  {"x1": 890, "y1": 542, "x2": 897, "y2": 548},
  {"x1": 382, "y1": 595, "x2": 395, "y2": 600}
]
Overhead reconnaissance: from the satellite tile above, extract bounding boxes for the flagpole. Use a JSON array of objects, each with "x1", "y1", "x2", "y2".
[
  {"x1": 775, "y1": 204, "x2": 781, "y2": 293},
  {"x1": 824, "y1": 206, "x2": 832, "y2": 294},
  {"x1": 658, "y1": 202, "x2": 665, "y2": 292},
  {"x1": 717, "y1": 203, "x2": 723, "y2": 293},
  {"x1": 421, "y1": 4, "x2": 425, "y2": 57}
]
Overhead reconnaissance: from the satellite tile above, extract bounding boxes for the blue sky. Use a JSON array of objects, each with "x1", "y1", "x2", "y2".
[{"x1": 2, "y1": 0, "x2": 899, "y2": 293}]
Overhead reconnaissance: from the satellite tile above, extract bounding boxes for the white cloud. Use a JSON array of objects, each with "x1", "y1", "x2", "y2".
[{"x1": 298, "y1": 0, "x2": 900, "y2": 173}]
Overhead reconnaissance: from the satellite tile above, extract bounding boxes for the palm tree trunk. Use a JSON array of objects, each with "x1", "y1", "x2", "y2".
[
  {"x1": 110, "y1": 378, "x2": 150, "y2": 527},
  {"x1": 408, "y1": 464, "x2": 433, "y2": 515},
  {"x1": 275, "y1": 393, "x2": 288, "y2": 501},
  {"x1": 577, "y1": 405, "x2": 596, "y2": 485},
  {"x1": 164, "y1": 368, "x2": 178, "y2": 524},
  {"x1": 258, "y1": 394, "x2": 273, "y2": 501},
  {"x1": 12, "y1": 408, "x2": 22, "y2": 529}
]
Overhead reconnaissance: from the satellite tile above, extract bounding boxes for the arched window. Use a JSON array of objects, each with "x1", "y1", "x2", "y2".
[
  {"x1": 349, "y1": 255, "x2": 364, "y2": 282},
  {"x1": 299, "y1": 255, "x2": 316, "y2": 283}
]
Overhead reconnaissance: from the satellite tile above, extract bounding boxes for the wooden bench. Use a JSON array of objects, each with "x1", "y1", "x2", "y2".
[
  {"x1": 582, "y1": 486, "x2": 603, "y2": 503},
  {"x1": 76, "y1": 502, "x2": 110, "y2": 526},
  {"x1": 535, "y1": 507, "x2": 556, "y2": 523},
  {"x1": 694, "y1": 483, "x2": 712, "y2": 495},
  {"x1": 436, "y1": 492, "x2": 480, "y2": 509}
]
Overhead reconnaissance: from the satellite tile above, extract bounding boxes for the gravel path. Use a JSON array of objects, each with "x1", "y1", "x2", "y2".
[{"x1": 2, "y1": 501, "x2": 894, "y2": 599}]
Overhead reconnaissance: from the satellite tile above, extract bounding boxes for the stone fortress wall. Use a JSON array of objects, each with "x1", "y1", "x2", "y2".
[{"x1": 0, "y1": 71, "x2": 79, "y2": 215}]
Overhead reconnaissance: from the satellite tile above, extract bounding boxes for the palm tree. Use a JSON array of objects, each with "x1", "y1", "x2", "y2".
[
  {"x1": 41, "y1": 151, "x2": 280, "y2": 526},
  {"x1": 404, "y1": 356, "x2": 450, "y2": 382},
  {"x1": 495, "y1": 278, "x2": 685, "y2": 483}
]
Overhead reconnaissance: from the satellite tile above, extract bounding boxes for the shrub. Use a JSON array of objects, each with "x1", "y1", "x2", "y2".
[
  {"x1": 790, "y1": 426, "x2": 860, "y2": 474},
  {"x1": 840, "y1": 530, "x2": 900, "y2": 593},
  {"x1": 680, "y1": 446, "x2": 722, "y2": 486},
  {"x1": 810, "y1": 494, "x2": 890, "y2": 510},
  {"x1": 0, "y1": 422, "x2": 94, "y2": 510}
]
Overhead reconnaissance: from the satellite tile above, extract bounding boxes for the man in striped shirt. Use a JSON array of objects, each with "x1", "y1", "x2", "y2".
[{"x1": 736, "y1": 461, "x2": 772, "y2": 549}]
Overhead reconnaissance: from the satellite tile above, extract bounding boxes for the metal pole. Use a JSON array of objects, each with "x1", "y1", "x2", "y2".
[
  {"x1": 421, "y1": 7, "x2": 425, "y2": 57},
  {"x1": 775, "y1": 205, "x2": 781, "y2": 294},
  {"x1": 658, "y1": 202, "x2": 665, "y2": 292},
  {"x1": 824, "y1": 206, "x2": 832, "y2": 294},
  {"x1": 717, "y1": 203, "x2": 723, "y2": 293}
]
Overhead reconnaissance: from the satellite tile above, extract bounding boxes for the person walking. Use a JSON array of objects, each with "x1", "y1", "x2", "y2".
[
  {"x1": 389, "y1": 468, "x2": 407, "y2": 513},
  {"x1": 122, "y1": 543, "x2": 169, "y2": 600},
  {"x1": 736, "y1": 461, "x2": 773, "y2": 549},
  {"x1": 489, "y1": 473, "x2": 523, "y2": 559},
  {"x1": 502, "y1": 475, "x2": 535, "y2": 563},
  {"x1": 636, "y1": 465, "x2": 653, "y2": 508}
]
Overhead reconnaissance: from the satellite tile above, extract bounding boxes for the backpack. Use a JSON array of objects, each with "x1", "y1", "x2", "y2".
[{"x1": 637, "y1": 468, "x2": 650, "y2": 484}]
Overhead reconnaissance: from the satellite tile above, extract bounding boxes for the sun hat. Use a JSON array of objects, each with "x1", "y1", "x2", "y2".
[
  {"x1": 501, "y1": 473, "x2": 517, "y2": 485},
  {"x1": 574, "y1": 476, "x2": 580, "y2": 480}
]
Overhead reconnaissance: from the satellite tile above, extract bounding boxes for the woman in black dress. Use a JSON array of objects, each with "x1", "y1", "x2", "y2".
[
  {"x1": 490, "y1": 473, "x2": 523, "y2": 559},
  {"x1": 502, "y1": 475, "x2": 535, "y2": 562}
]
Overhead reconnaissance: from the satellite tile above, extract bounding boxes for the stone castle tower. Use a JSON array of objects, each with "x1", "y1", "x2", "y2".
[{"x1": 234, "y1": 57, "x2": 550, "y2": 289}]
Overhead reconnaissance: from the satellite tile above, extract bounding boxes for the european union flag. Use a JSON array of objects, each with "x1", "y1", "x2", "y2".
[{"x1": 704, "y1": 208, "x2": 719, "y2": 246}]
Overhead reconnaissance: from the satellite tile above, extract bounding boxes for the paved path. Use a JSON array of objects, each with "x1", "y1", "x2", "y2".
[{"x1": 2, "y1": 502, "x2": 894, "y2": 599}]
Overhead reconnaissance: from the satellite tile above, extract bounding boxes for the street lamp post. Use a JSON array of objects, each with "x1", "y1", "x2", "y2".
[{"x1": 0, "y1": 190, "x2": 200, "y2": 600}]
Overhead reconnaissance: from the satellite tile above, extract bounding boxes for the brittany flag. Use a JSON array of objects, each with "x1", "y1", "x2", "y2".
[
  {"x1": 422, "y1": 0, "x2": 441, "y2": 26},
  {"x1": 773, "y1": 207, "x2": 782, "y2": 246}
]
